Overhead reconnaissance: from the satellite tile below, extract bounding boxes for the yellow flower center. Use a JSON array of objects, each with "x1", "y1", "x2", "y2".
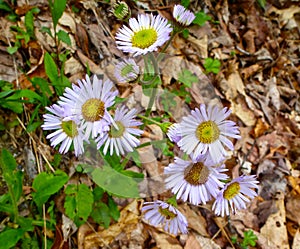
[
  {"x1": 61, "y1": 120, "x2": 78, "y2": 138},
  {"x1": 158, "y1": 207, "x2": 177, "y2": 220},
  {"x1": 131, "y1": 28, "x2": 157, "y2": 49},
  {"x1": 81, "y1": 98, "x2": 105, "y2": 122},
  {"x1": 184, "y1": 162, "x2": 210, "y2": 185},
  {"x1": 223, "y1": 182, "x2": 240, "y2": 200},
  {"x1": 196, "y1": 121, "x2": 220, "y2": 144},
  {"x1": 109, "y1": 121, "x2": 125, "y2": 138}
]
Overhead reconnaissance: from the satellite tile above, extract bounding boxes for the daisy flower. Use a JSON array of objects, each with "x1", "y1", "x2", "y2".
[
  {"x1": 177, "y1": 104, "x2": 241, "y2": 162},
  {"x1": 141, "y1": 200, "x2": 188, "y2": 235},
  {"x1": 42, "y1": 104, "x2": 85, "y2": 156},
  {"x1": 95, "y1": 105, "x2": 143, "y2": 156},
  {"x1": 59, "y1": 75, "x2": 118, "y2": 139},
  {"x1": 212, "y1": 175, "x2": 259, "y2": 217},
  {"x1": 164, "y1": 156, "x2": 228, "y2": 205},
  {"x1": 114, "y1": 58, "x2": 140, "y2": 83},
  {"x1": 166, "y1": 123, "x2": 181, "y2": 143},
  {"x1": 115, "y1": 14, "x2": 172, "y2": 56},
  {"x1": 173, "y1": 4, "x2": 196, "y2": 26}
]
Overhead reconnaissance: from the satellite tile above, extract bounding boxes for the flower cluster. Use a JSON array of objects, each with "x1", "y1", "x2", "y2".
[
  {"x1": 42, "y1": 75, "x2": 143, "y2": 157},
  {"x1": 142, "y1": 104, "x2": 258, "y2": 235},
  {"x1": 42, "y1": 4, "x2": 259, "y2": 237}
]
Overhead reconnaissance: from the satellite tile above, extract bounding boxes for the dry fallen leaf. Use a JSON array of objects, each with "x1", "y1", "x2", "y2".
[
  {"x1": 260, "y1": 192, "x2": 289, "y2": 249},
  {"x1": 84, "y1": 199, "x2": 141, "y2": 248},
  {"x1": 184, "y1": 232, "x2": 221, "y2": 249}
]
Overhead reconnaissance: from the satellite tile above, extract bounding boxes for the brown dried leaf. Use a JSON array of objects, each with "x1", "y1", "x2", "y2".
[
  {"x1": 184, "y1": 233, "x2": 221, "y2": 249},
  {"x1": 152, "y1": 231, "x2": 183, "y2": 249},
  {"x1": 254, "y1": 118, "x2": 270, "y2": 138},
  {"x1": 286, "y1": 192, "x2": 300, "y2": 224},
  {"x1": 178, "y1": 205, "x2": 209, "y2": 237},
  {"x1": 84, "y1": 200, "x2": 141, "y2": 248},
  {"x1": 292, "y1": 229, "x2": 300, "y2": 249},
  {"x1": 260, "y1": 192, "x2": 289, "y2": 249}
]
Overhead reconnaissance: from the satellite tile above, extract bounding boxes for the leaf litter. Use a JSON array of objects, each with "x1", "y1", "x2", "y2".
[{"x1": 0, "y1": 0, "x2": 300, "y2": 248}]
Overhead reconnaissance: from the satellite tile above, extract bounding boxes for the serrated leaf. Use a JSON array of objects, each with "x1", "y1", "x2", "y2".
[
  {"x1": 32, "y1": 170, "x2": 68, "y2": 208},
  {"x1": 178, "y1": 69, "x2": 198, "y2": 87},
  {"x1": 64, "y1": 184, "x2": 93, "y2": 226},
  {"x1": 0, "y1": 228, "x2": 25, "y2": 249},
  {"x1": 57, "y1": 30, "x2": 71, "y2": 46}
]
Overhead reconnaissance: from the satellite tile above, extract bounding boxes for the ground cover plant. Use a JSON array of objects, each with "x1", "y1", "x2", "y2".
[{"x1": 0, "y1": 0, "x2": 299, "y2": 248}]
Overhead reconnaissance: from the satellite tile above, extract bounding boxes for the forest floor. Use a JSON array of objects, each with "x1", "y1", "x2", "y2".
[{"x1": 0, "y1": 0, "x2": 300, "y2": 248}]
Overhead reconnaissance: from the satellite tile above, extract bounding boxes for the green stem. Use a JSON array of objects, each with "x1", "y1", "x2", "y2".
[
  {"x1": 7, "y1": 183, "x2": 19, "y2": 223},
  {"x1": 144, "y1": 53, "x2": 160, "y2": 117},
  {"x1": 138, "y1": 115, "x2": 163, "y2": 128}
]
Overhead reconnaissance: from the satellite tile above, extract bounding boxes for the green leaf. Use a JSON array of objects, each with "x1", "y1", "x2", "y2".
[
  {"x1": 32, "y1": 170, "x2": 68, "y2": 208},
  {"x1": 91, "y1": 165, "x2": 140, "y2": 198},
  {"x1": 128, "y1": 150, "x2": 141, "y2": 167},
  {"x1": 7, "y1": 46, "x2": 19, "y2": 54},
  {"x1": 182, "y1": 28, "x2": 189, "y2": 39},
  {"x1": 25, "y1": 10, "x2": 34, "y2": 37},
  {"x1": 0, "y1": 0, "x2": 12, "y2": 12},
  {"x1": 57, "y1": 30, "x2": 71, "y2": 46},
  {"x1": 0, "y1": 99, "x2": 23, "y2": 113},
  {"x1": 40, "y1": 26, "x2": 53, "y2": 38},
  {"x1": 50, "y1": 0, "x2": 67, "y2": 30},
  {"x1": 180, "y1": 0, "x2": 190, "y2": 8},
  {"x1": 242, "y1": 230, "x2": 258, "y2": 247},
  {"x1": 203, "y1": 58, "x2": 221, "y2": 74},
  {"x1": 44, "y1": 52, "x2": 59, "y2": 83},
  {"x1": 0, "y1": 228, "x2": 25, "y2": 249},
  {"x1": 90, "y1": 202, "x2": 111, "y2": 228},
  {"x1": 108, "y1": 196, "x2": 120, "y2": 221},
  {"x1": 178, "y1": 69, "x2": 198, "y2": 87},
  {"x1": 193, "y1": 11, "x2": 211, "y2": 26},
  {"x1": 0, "y1": 148, "x2": 17, "y2": 172},
  {"x1": 0, "y1": 90, "x2": 14, "y2": 98},
  {"x1": 257, "y1": 0, "x2": 266, "y2": 9},
  {"x1": 13, "y1": 89, "x2": 43, "y2": 103},
  {"x1": 93, "y1": 186, "x2": 104, "y2": 201},
  {"x1": 64, "y1": 184, "x2": 94, "y2": 227}
]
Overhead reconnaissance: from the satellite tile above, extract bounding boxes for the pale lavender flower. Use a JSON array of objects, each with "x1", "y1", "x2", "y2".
[
  {"x1": 164, "y1": 156, "x2": 228, "y2": 205},
  {"x1": 95, "y1": 105, "x2": 143, "y2": 156},
  {"x1": 42, "y1": 104, "x2": 85, "y2": 156},
  {"x1": 59, "y1": 75, "x2": 118, "y2": 139},
  {"x1": 177, "y1": 104, "x2": 241, "y2": 162},
  {"x1": 167, "y1": 123, "x2": 181, "y2": 143},
  {"x1": 173, "y1": 4, "x2": 195, "y2": 26},
  {"x1": 115, "y1": 14, "x2": 172, "y2": 56},
  {"x1": 141, "y1": 200, "x2": 188, "y2": 235},
  {"x1": 212, "y1": 175, "x2": 259, "y2": 217},
  {"x1": 114, "y1": 58, "x2": 140, "y2": 83}
]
